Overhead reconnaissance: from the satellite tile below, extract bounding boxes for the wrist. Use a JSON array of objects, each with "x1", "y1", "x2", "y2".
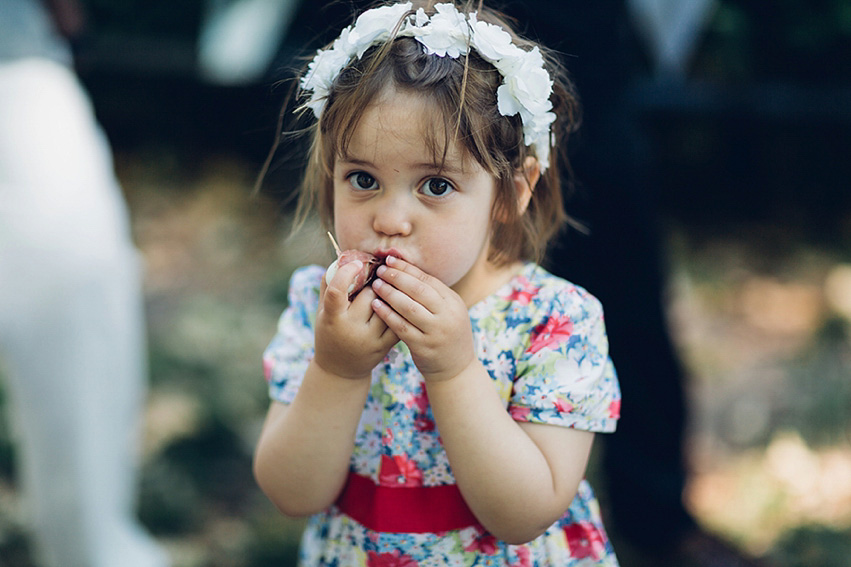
[
  {"x1": 421, "y1": 356, "x2": 479, "y2": 385},
  {"x1": 308, "y1": 358, "x2": 374, "y2": 384},
  {"x1": 311, "y1": 353, "x2": 375, "y2": 381}
]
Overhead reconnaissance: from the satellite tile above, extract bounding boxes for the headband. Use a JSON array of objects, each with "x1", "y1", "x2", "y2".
[{"x1": 299, "y1": 2, "x2": 556, "y2": 170}]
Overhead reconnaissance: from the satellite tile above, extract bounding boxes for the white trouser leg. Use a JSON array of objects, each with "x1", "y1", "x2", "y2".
[{"x1": 0, "y1": 58, "x2": 168, "y2": 567}]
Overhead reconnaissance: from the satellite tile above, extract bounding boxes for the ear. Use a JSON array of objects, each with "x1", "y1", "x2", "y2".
[{"x1": 513, "y1": 156, "x2": 540, "y2": 216}]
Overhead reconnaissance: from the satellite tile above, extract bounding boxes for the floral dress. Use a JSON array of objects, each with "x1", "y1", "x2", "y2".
[{"x1": 263, "y1": 263, "x2": 621, "y2": 566}]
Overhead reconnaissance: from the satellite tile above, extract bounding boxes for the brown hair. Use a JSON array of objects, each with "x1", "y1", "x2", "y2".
[{"x1": 291, "y1": 0, "x2": 580, "y2": 265}]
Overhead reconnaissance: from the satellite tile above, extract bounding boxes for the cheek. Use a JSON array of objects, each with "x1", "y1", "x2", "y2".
[
  {"x1": 333, "y1": 204, "x2": 366, "y2": 249},
  {"x1": 419, "y1": 216, "x2": 491, "y2": 283},
  {"x1": 334, "y1": 223, "x2": 362, "y2": 251}
]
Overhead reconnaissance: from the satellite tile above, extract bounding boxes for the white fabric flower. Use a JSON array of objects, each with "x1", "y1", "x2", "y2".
[
  {"x1": 300, "y1": 40, "x2": 351, "y2": 116},
  {"x1": 497, "y1": 53, "x2": 552, "y2": 118},
  {"x1": 349, "y1": 2, "x2": 413, "y2": 58},
  {"x1": 410, "y1": 3, "x2": 470, "y2": 57},
  {"x1": 468, "y1": 14, "x2": 516, "y2": 62},
  {"x1": 299, "y1": 2, "x2": 556, "y2": 169}
]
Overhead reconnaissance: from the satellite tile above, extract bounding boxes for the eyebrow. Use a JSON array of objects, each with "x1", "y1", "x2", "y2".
[{"x1": 340, "y1": 154, "x2": 467, "y2": 175}]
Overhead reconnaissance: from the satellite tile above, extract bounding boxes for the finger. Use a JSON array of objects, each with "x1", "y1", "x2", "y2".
[
  {"x1": 323, "y1": 260, "x2": 362, "y2": 313},
  {"x1": 376, "y1": 318, "x2": 400, "y2": 349},
  {"x1": 351, "y1": 286, "x2": 385, "y2": 324},
  {"x1": 319, "y1": 267, "x2": 328, "y2": 297},
  {"x1": 344, "y1": 285, "x2": 393, "y2": 335},
  {"x1": 371, "y1": 294, "x2": 424, "y2": 341},
  {"x1": 380, "y1": 326, "x2": 400, "y2": 345},
  {"x1": 375, "y1": 259, "x2": 444, "y2": 313},
  {"x1": 372, "y1": 276, "x2": 435, "y2": 328},
  {"x1": 349, "y1": 281, "x2": 377, "y2": 308}
]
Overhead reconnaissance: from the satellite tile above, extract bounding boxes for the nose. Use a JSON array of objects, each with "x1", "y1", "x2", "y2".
[{"x1": 372, "y1": 193, "x2": 413, "y2": 237}]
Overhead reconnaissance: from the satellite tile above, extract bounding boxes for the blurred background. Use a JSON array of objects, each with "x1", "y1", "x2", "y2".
[{"x1": 0, "y1": 1, "x2": 850, "y2": 566}]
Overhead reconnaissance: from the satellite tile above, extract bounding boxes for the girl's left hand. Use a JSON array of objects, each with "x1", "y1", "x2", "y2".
[{"x1": 370, "y1": 257, "x2": 475, "y2": 382}]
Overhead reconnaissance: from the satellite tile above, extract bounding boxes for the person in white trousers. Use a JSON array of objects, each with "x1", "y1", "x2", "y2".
[{"x1": 0, "y1": 1, "x2": 169, "y2": 566}]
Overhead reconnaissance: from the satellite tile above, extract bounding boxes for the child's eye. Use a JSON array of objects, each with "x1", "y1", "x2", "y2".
[
  {"x1": 421, "y1": 178, "x2": 454, "y2": 197},
  {"x1": 348, "y1": 172, "x2": 378, "y2": 190}
]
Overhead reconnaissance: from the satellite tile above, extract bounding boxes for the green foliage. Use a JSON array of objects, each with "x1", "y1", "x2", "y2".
[
  {"x1": 769, "y1": 524, "x2": 851, "y2": 567},
  {"x1": 782, "y1": 317, "x2": 851, "y2": 447}
]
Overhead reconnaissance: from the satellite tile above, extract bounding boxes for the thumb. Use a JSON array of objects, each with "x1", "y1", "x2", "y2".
[{"x1": 322, "y1": 260, "x2": 363, "y2": 312}]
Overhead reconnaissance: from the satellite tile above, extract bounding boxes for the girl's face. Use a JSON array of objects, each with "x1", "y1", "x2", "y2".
[{"x1": 332, "y1": 90, "x2": 512, "y2": 305}]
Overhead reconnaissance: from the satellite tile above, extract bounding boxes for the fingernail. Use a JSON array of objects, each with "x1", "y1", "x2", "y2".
[
  {"x1": 372, "y1": 278, "x2": 383, "y2": 290},
  {"x1": 377, "y1": 265, "x2": 387, "y2": 277},
  {"x1": 385, "y1": 256, "x2": 397, "y2": 266}
]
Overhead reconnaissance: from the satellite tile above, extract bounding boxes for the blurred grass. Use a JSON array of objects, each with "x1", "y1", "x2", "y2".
[{"x1": 0, "y1": 152, "x2": 849, "y2": 567}]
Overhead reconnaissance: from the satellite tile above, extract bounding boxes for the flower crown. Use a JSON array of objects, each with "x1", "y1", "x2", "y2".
[{"x1": 299, "y1": 2, "x2": 556, "y2": 171}]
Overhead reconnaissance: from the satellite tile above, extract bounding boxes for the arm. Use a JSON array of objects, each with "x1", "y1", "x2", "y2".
[
  {"x1": 253, "y1": 261, "x2": 397, "y2": 516},
  {"x1": 370, "y1": 258, "x2": 594, "y2": 543},
  {"x1": 425, "y1": 361, "x2": 594, "y2": 544},
  {"x1": 254, "y1": 365, "x2": 372, "y2": 516}
]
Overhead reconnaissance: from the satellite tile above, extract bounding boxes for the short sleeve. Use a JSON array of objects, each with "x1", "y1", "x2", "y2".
[
  {"x1": 262, "y1": 266, "x2": 323, "y2": 404},
  {"x1": 509, "y1": 287, "x2": 620, "y2": 433}
]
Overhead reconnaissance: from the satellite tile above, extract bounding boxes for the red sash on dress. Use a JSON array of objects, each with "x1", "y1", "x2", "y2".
[{"x1": 335, "y1": 472, "x2": 482, "y2": 533}]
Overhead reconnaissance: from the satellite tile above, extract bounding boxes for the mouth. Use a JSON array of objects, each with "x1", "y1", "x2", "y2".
[{"x1": 374, "y1": 248, "x2": 405, "y2": 263}]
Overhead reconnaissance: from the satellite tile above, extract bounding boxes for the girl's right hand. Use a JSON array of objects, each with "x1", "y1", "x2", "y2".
[{"x1": 314, "y1": 260, "x2": 398, "y2": 380}]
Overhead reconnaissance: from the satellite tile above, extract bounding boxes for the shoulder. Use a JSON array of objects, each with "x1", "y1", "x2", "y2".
[
  {"x1": 509, "y1": 264, "x2": 605, "y2": 323},
  {"x1": 271, "y1": 265, "x2": 324, "y2": 334},
  {"x1": 286, "y1": 265, "x2": 325, "y2": 306},
  {"x1": 506, "y1": 266, "x2": 621, "y2": 431},
  {"x1": 289, "y1": 264, "x2": 325, "y2": 290}
]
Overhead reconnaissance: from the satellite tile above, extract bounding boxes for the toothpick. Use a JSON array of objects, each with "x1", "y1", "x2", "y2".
[{"x1": 326, "y1": 231, "x2": 342, "y2": 256}]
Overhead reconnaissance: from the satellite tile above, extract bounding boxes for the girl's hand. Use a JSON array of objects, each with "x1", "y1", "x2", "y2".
[
  {"x1": 315, "y1": 260, "x2": 398, "y2": 380},
  {"x1": 370, "y1": 257, "x2": 475, "y2": 382}
]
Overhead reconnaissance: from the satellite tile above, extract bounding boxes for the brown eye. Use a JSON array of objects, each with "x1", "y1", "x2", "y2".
[
  {"x1": 348, "y1": 172, "x2": 378, "y2": 190},
  {"x1": 421, "y1": 178, "x2": 454, "y2": 197}
]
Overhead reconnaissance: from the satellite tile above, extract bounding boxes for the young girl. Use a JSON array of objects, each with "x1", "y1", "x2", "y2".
[{"x1": 254, "y1": 2, "x2": 621, "y2": 565}]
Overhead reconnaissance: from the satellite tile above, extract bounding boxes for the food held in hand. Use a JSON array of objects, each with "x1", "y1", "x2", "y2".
[
  {"x1": 325, "y1": 250, "x2": 384, "y2": 299},
  {"x1": 324, "y1": 232, "x2": 385, "y2": 299}
]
